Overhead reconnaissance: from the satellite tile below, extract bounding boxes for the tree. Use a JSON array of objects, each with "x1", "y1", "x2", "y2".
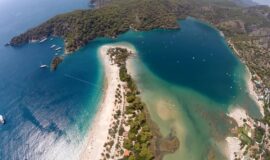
[
  {"x1": 128, "y1": 132, "x2": 136, "y2": 141},
  {"x1": 128, "y1": 154, "x2": 135, "y2": 160},
  {"x1": 139, "y1": 146, "x2": 154, "y2": 160},
  {"x1": 123, "y1": 139, "x2": 133, "y2": 150}
]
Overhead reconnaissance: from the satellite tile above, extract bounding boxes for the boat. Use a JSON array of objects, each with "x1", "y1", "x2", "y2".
[
  {"x1": 40, "y1": 64, "x2": 48, "y2": 68},
  {"x1": 55, "y1": 47, "x2": 62, "y2": 51},
  {"x1": 55, "y1": 53, "x2": 58, "y2": 56},
  {"x1": 4, "y1": 43, "x2": 10, "y2": 47},
  {"x1": 29, "y1": 39, "x2": 38, "y2": 43},
  {"x1": 50, "y1": 45, "x2": 56, "y2": 48},
  {"x1": 39, "y1": 38, "x2": 48, "y2": 43},
  {"x1": 0, "y1": 115, "x2": 5, "y2": 124}
]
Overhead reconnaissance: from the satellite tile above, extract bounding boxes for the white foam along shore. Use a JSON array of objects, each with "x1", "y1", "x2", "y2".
[{"x1": 80, "y1": 43, "x2": 135, "y2": 160}]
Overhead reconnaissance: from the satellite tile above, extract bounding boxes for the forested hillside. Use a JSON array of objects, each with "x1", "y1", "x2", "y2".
[{"x1": 9, "y1": 0, "x2": 270, "y2": 86}]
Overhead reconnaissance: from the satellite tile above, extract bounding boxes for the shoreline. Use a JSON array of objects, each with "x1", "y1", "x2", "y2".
[
  {"x1": 80, "y1": 43, "x2": 136, "y2": 160},
  {"x1": 225, "y1": 136, "x2": 242, "y2": 160},
  {"x1": 225, "y1": 107, "x2": 249, "y2": 160},
  {"x1": 226, "y1": 40, "x2": 265, "y2": 160},
  {"x1": 228, "y1": 39, "x2": 264, "y2": 116},
  {"x1": 245, "y1": 66, "x2": 265, "y2": 116}
]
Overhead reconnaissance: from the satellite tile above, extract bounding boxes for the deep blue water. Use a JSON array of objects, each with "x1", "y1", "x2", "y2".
[{"x1": 0, "y1": 1, "x2": 104, "y2": 160}]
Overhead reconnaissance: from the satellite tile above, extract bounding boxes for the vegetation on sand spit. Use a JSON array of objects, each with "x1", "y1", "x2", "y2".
[{"x1": 106, "y1": 47, "x2": 179, "y2": 160}]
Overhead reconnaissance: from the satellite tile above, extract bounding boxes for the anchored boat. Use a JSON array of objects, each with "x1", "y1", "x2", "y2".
[
  {"x1": 0, "y1": 115, "x2": 5, "y2": 124},
  {"x1": 40, "y1": 64, "x2": 48, "y2": 68}
]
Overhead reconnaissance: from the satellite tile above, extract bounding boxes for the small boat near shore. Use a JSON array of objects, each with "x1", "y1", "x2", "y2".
[
  {"x1": 39, "y1": 38, "x2": 48, "y2": 43},
  {"x1": 0, "y1": 115, "x2": 5, "y2": 124},
  {"x1": 40, "y1": 64, "x2": 48, "y2": 68},
  {"x1": 55, "y1": 47, "x2": 62, "y2": 51},
  {"x1": 50, "y1": 44, "x2": 56, "y2": 48}
]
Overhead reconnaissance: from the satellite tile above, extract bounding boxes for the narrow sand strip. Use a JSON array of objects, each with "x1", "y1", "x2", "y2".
[
  {"x1": 225, "y1": 137, "x2": 241, "y2": 160},
  {"x1": 80, "y1": 44, "x2": 135, "y2": 160},
  {"x1": 226, "y1": 107, "x2": 246, "y2": 160},
  {"x1": 80, "y1": 45, "x2": 121, "y2": 160}
]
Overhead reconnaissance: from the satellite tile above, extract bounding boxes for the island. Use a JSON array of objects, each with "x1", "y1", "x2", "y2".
[{"x1": 50, "y1": 56, "x2": 63, "y2": 71}]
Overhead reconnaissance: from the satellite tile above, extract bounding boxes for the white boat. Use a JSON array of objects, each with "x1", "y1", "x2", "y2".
[
  {"x1": 40, "y1": 64, "x2": 48, "y2": 68},
  {"x1": 29, "y1": 39, "x2": 38, "y2": 43},
  {"x1": 50, "y1": 45, "x2": 56, "y2": 48},
  {"x1": 55, "y1": 47, "x2": 62, "y2": 51},
  {"x1": 0, "y1": 115, "x2": 5, "y2": 124},
  {"x1": 39, "y1": 38, "x2": 48, "y2": 43}
]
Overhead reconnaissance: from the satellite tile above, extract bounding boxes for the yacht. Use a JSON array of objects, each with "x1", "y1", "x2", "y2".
[
  {"x1": 0, "y1": 115, "x2": 5, "y2": 124},
  {"x1": 39, "y1": 38, "x2": 48, "y2": 43},
  {"x1": 40, "y1": 64, "x2": 48, "y2": 68},
  {"x1": 55, "y1": 47, "x2": 62, "y2": 51},
  {"x1": 50, "y1": 45, "x2": 56, "y2": 48}
]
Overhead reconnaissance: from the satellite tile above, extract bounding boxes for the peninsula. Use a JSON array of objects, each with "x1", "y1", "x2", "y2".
[{"x1": 81, "y1": 44, "x2": 179, "y2": 160}]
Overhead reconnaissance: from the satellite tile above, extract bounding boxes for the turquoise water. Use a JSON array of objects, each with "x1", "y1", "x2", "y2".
[{"x1": 0, "y1": 1, "x2": 261, "y2": 159}]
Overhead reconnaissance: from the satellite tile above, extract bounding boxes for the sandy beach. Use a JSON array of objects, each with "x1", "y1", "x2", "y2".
[
  {"x1": 80, "y1": 43, "x2": 135, "y2": 160},
  {"x1": 225, "y1": 38, "x2": 266, "y2": 160},
  {"x1": 227, "y1": 107, "x2": 249, "y2": 127},
  {"x1": 80, "y1": 45, "x2": 121, "y2": 160},
  {"x1": 225, "y1": 92, "x2": 261, "y2": 160},
  {"x1": 246, "y1": 67, "x2": 264, "y2": 116},
  {"x1": 225, "y1": 107, "x2": 248, "y2": 160},
  {"x1": 225, "y1": 137, "x2": 242, "y2": 160},
  {"x1": 225, "y1": 72, "x2": 264, "y2": 160},
  {"x1": 224, "y1": 68, "x2": 264, "y2": 160}
]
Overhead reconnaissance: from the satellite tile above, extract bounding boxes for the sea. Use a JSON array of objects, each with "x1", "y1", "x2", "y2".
[{"x1": 0, "y1": 1, "x2": 261, "y2": 160}]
